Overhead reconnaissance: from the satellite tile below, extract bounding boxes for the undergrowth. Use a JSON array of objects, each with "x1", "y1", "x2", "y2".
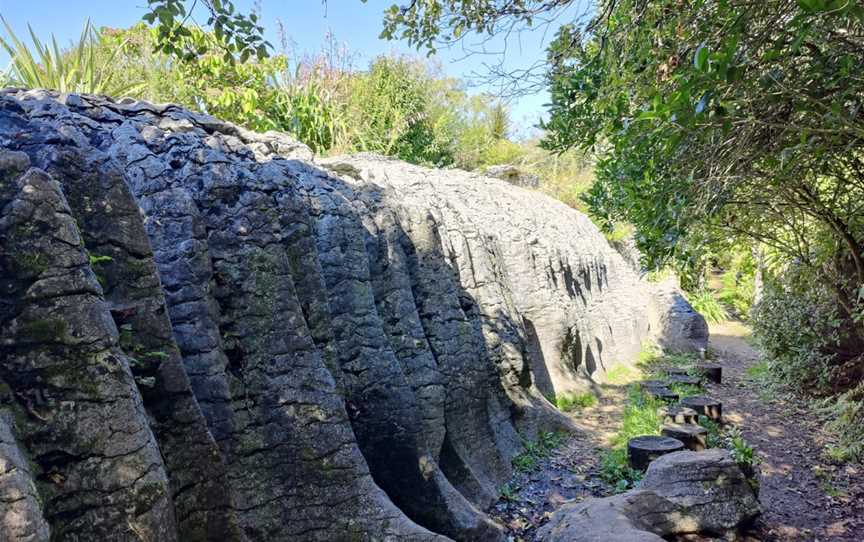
[
  {"x1": 686, "y1": 289, "x2": 729, "y2": 323},
  {"x1": 555, "y1": 391, "x2": 597, "y2": 412},
  {"x1": 512, "y1": 431, "x2": 565, "y2": 472}
]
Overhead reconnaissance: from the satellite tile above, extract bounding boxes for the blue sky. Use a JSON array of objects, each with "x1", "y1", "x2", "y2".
[{"x1": 0, "y1": 0, "x2": 591, "y2": 131}]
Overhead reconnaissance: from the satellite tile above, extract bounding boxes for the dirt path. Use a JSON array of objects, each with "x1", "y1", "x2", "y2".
[
  {"x1": 710, "y1": 321, "x2": 864, "y2": 541},
  {"x1": 488, "y1": 383, "x2": 630, "y2": 540},
  {"x1": 489, "y1": 322, "x2": 863, "y2": 541}
]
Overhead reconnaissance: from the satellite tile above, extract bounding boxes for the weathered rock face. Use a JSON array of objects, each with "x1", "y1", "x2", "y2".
[{"x1": 0, "y1": 89, "x2": 707, "y2": 541}]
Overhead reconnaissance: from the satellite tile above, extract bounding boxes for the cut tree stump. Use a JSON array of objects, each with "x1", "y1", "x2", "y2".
[
  {"x1": 657, "y1": 405, "x2": 699, "y2": 424},
  {"x1": 627, "y1": 436, "x2": 685, "y2": 471},
  {"x1": 645, "y1": 386, "x2": 679, "y2": 403},
  {"x1": 640, "y1": 380, "x2": 667, "y2": 390},
  {"x1": 681, "y1": 395, "x2": 722, "y2": 421},
  {"x1": 661, "y1": 423, "x2": 708, "y2": 451},
  {"x1": 667, "y1": 374, "x2": 701, "y2": 386},
  {"x1": 695, "y1": 365, "x2": 722, "y2": 383}
]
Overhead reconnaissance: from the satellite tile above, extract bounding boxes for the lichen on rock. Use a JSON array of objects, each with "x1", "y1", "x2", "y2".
[{"x1": 0, "y1": 89, "x2": 707, "y2": 541}]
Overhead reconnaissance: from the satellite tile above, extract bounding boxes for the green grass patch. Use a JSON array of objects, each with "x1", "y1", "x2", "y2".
[
  {"x1": 599, "y1": 448, "x2": 643, "y2": 492},
  {"x1": 667, "y1": 382, "x2": 703, "y2": 399},
  {"x1": 611, "y1": 386, "x2": 663, "y2": 447},
  {"x1": 555, "y1": 391, "x2": 597, "y2": 412},
  {"x1": 512, "y1": 431, "x2": 566, "y2": 472},
  {"x1": 605, "y1": 364, "x2": 642, "y2": 385},
  {"x1": 745, "y1": 360, "x2": 771, "y2": 381}
]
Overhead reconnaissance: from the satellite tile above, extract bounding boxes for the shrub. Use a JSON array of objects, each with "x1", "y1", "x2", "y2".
[
  {"x1": 0, "y1": 17, "x2": 141, "y2": 96},
  {"x1": 686, "y1": 289, "x2": 728, "y2": 324},
  {"x1": 819, "y1": 383, "x2": 864, "y2": 463},
  {"x1": 751, "y1": 271, "x2": 839, "y2": 393}
]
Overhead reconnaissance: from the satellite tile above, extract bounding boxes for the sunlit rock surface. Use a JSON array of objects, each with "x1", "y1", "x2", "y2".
[{"x1": 0, "y1": 89, "x2": 706, "y2": 541}]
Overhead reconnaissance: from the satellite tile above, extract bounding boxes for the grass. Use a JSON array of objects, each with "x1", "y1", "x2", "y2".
[
  {"x1": 599, "y1": 448, "x2": 643, "y2": 492},
  {"x1": 817, "y1": 383, "x2": 864, "y2": 463},
  {"x1": 512, "y1": 431, "x2": 566, "y2": 472},
  {"x1": 555, "y1": 391, "x2": 597, "y2": 412},
  {"x1": 605, "y1": 364, "x2": 642, "y2": 385},
  {"x1": 745, "y1": 360, "x2": 771, "y2": 381},
  {"x1": 686, "y1": 289, "x2": 729, "y2": 324},
  {"x1": 612, "y1": 386, "x2": 664, "y2": 447}
]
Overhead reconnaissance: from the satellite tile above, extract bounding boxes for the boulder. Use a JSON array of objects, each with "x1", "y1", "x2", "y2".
[
  {"x1": 641, "y1": 449, "x2": 761, "y2": 534},
  {"x1": 649, "y1": 277, "x2": 709, "y2": 353},
  {"x1": 0, "y1": 90, "x2": 709, "y2": 540},
  {"x1": 538, "y1": 450, "x2": 760, "y2": 541}
]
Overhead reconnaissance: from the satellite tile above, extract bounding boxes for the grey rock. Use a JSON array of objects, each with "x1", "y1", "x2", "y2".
[
  {"x1": 0, "y1": 414, "x2": 51, "y2": 542},
  {"x1": 0, "y1": 90, "x2": 709, "y2": 540},
  {"x1": 650, "y1": 277, "x2": 709, "y2": 353},
  {"x1": 538, "y1": 449, "x2": 760, "y2": 541},
  {"x1": 482, "y1": 164, "x2": 540, "y2": 189},
  {"x1": 641, "y1": 449, "x2": 760, "y2": 533}
]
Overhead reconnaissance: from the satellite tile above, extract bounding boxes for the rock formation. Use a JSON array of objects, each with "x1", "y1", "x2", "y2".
[
  {"x1": 0, "y1": 89, "x2": 706, "y2": 541},
  {"x1": 538, "y1": 450, "x2": 760, "y2": 541}
]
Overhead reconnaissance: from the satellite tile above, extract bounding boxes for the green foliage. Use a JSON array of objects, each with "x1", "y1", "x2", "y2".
[
  {"x1": 686, "y1": 289, "x2": 728, "y2": 324},
  {"x1": 0, "y1": 17, "x2": 142, "y2": 96},
  {"x1": 599, "y1": 448, "x2": 643, "y2": 492},
  {"x1": 723, "y1": 426, "x2": 758, "y2": 469},
  {"x1": 512, "y1": 431, "x2": 565, "y2": 472},
  {"x1": 498, "y1": 482, "x2": 519, "y2": 502},
  {"x1": 751, "y1": 269, "x2": 841, "y2": 393},
  {"x1": 612, "y1": 386, "x2": 663, "y2": 447},
  {"x1": 697, "y1": 414, "x2": 723, "y2": 449},
  {"x1": 142, "y1": 0, "x2": 270, "y2": 62},
  {"x1": 717, "y1": 249, "x2": 757, "y2": 318},
  {"x1": 818, "y1": 383, "x2": 864, "y2": 463},
  {"x1": 541, "y1": 0, "x2": 864, "y2": 371},
  {"x1": 555, "y1": 391, "x2": 597, "y2": 412}
]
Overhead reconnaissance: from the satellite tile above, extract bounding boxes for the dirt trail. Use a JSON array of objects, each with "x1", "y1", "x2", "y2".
[
  {"x1": 489, "y1": 322, "x2": 863, "y2": 541},
  {"x1": 710, "y1": 321, "x2": 864, "y2": 541}
]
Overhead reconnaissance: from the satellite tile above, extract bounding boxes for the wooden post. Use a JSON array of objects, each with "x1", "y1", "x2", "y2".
[
  {"x1": 627, "y1": 436, "x2": 685, "y2": 470},
  {"x1": 661, "y1": 423, "x2": 708, "y2": 451}
]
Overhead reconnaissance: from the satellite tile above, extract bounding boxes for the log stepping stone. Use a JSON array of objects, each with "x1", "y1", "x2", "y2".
[
  {"x1": 627, "y1": 435, "x2": 685, "y2": 471},
  {"x1": 639, "y1": 380, "x2": 667, "y2": 390},
  {"x1": 695, "y1": 365, "x2": 722, "y2": 383},
  {"x1": 667, "y1": 374, "x2": 701, "y2": 386},
  {"x1": 681, "y1": 395, "x2": 722, "y2": 421},
  {"x1": 645, "y1": 386, "x2": 679, "y2": 403},
  {"x1": 657, "y1": 405, "x2": 699, "y2": 424},
  {"x1": 661, "y1": 422, "x2": 708, "y2": 451},
  {"x1": 666, "y1": 367, "x2": 691, "y2": 376}
]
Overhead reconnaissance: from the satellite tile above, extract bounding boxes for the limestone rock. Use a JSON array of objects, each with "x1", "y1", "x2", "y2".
[
  {"x1": 482, "y1": 164, "x2": 540, "y2": 189},
  {"x1": 538, "y1": 450, "x2": 760, "y2": 541},
  {"x1": 641, "y1": 449, "x2": 760, "y2": 534},
  {"x1": 650, "y1": 277, "x2": 710, "y2": 353},
  {"x1": 0, "y1": 90, "x2": 708, "y2": 540}
]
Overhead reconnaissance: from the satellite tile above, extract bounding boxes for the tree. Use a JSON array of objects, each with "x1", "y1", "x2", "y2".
[
  {"x1": 142, "y1": 0, "x2": 270, "y2": 61},
  {"x1": 540, "y1": 0, "x2": 864, "y2": 382}
]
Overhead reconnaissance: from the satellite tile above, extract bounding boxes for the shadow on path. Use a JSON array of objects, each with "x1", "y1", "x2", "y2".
[{"x1": 710, "y1": 320, "x2": 864, "y2": 542}]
